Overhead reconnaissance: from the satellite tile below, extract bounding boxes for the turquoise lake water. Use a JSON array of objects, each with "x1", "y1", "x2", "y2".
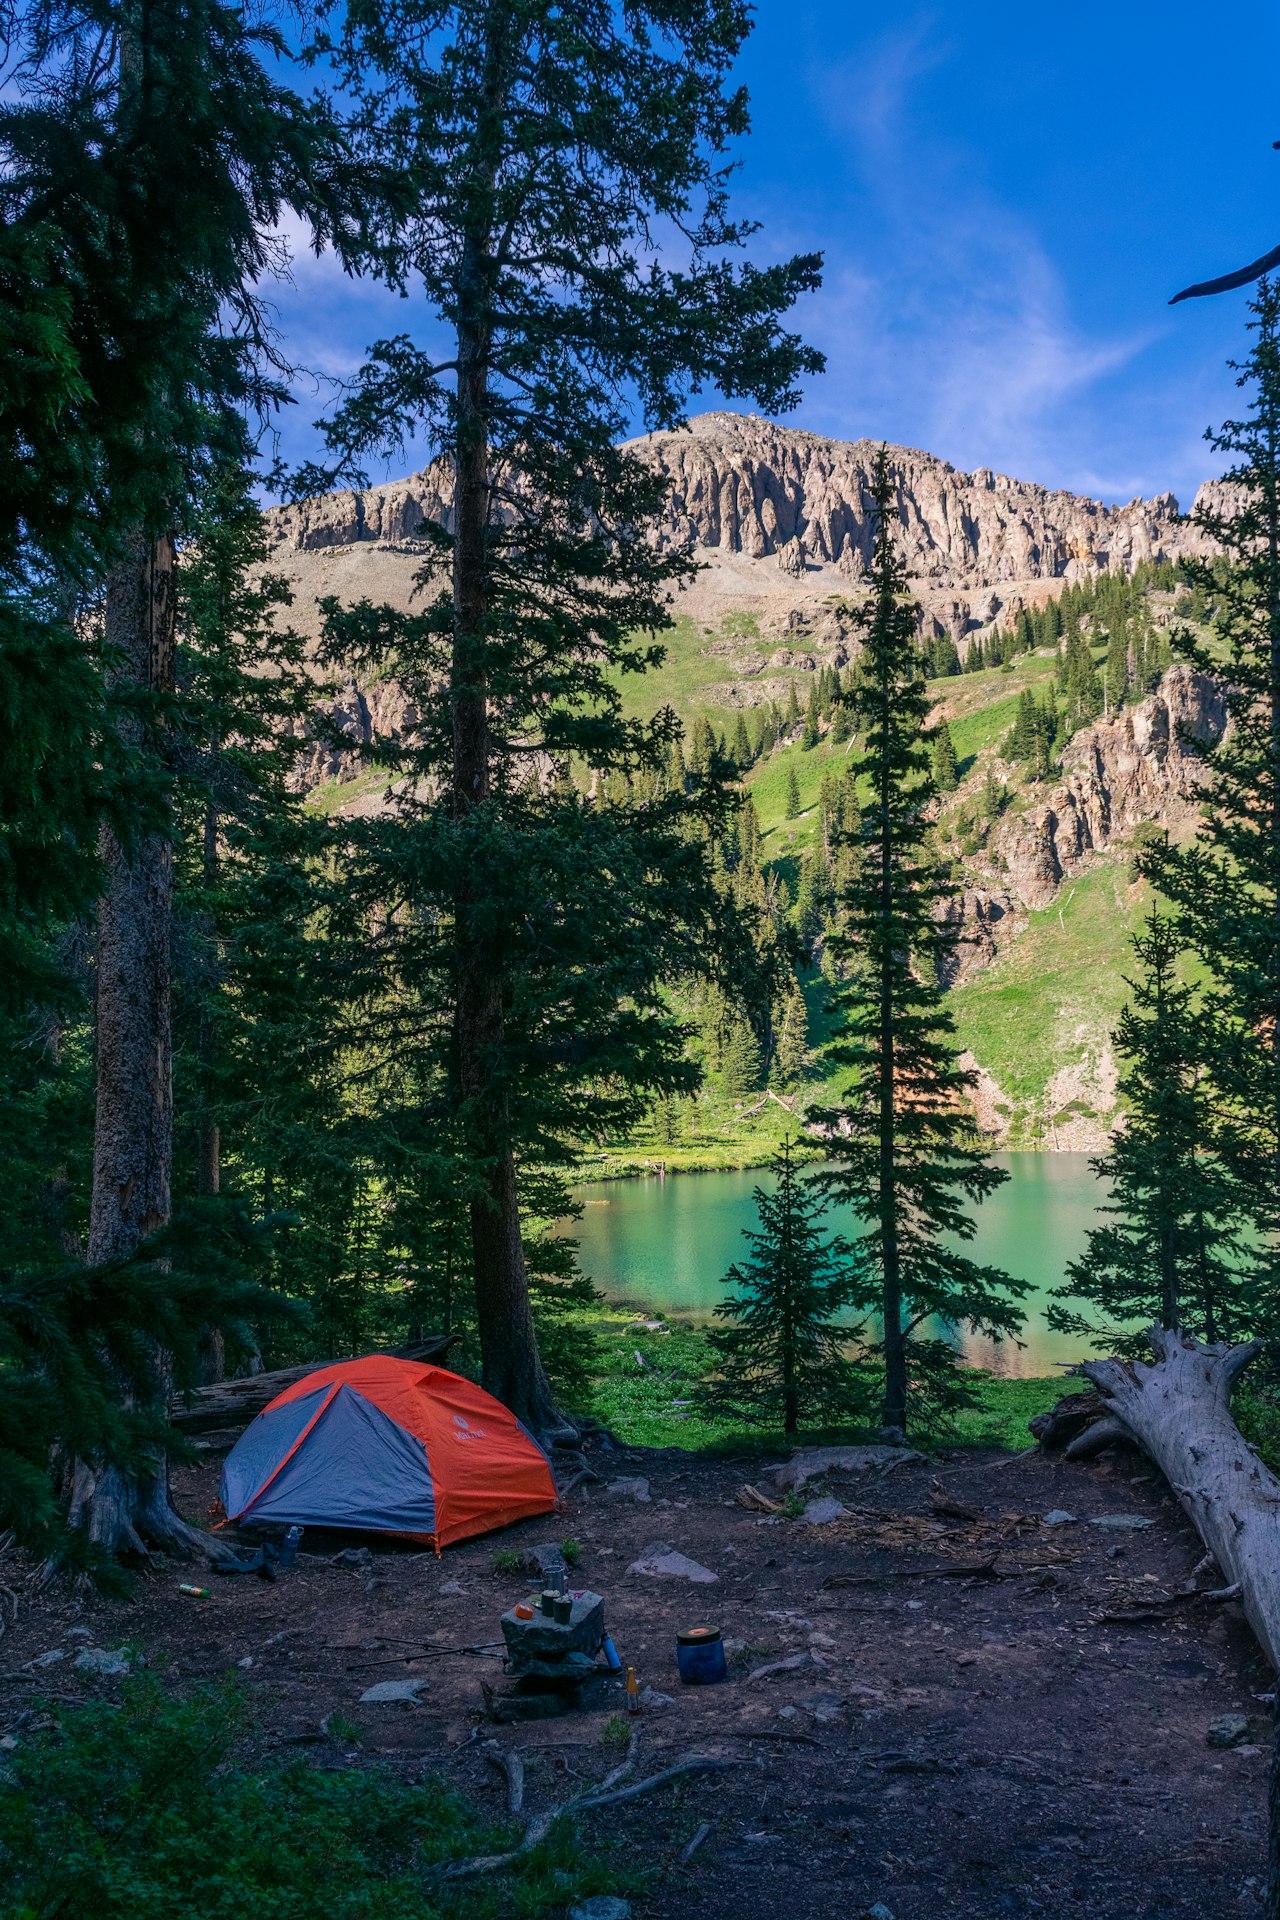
[{"x1": 563, "y1": 1153, "x2": 1106, "y2": 1378}]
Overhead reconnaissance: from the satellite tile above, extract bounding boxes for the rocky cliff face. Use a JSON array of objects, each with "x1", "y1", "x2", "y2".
[
  {"x1": 263, "y1": 410, "x2": 1207, "y2": 598},
  {"x1": 992, "y1": 665, "x2": 1227, "y2": 910},
  {"x1": 619, "y1": 413, "x2": 1199, "y2": 588}
]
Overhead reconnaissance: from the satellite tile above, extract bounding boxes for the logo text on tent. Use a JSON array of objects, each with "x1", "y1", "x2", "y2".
[{"x1": 452, "y1": 1412, "x2": 488, "y2": 1440}]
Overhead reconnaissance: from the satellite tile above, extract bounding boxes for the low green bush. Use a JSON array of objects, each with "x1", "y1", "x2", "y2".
[{"x1": 0, "y1": 1678, "x2": 631, "y2": 1920}]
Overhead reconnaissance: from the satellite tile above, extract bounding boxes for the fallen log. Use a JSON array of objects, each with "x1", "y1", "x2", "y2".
[
  {"x1": 1081, "y1": 1326, "x2": 1279, "y2": 1669},
  {"x1": 169, "y1": 1335, "x2": 460, "y2": 1434}
]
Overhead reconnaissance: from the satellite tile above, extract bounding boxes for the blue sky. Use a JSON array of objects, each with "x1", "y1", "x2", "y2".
[{"x1": 265, "y1": 2, "x2": 1280, "y2": 509}]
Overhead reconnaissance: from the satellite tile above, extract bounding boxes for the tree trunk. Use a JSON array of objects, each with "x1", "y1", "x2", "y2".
[
  {"x1": 73, "y1": 532, "x2": 226, "y2": 1561},
  {"x1": 878, "y1": 709, "x2": 906, "y2": 1435},
  {"x1": 449, "y1": 7, "x2": 567, "y2": 1443},
  {"x1": 1082, "y1": 1325, "x2": 1280, "y2": 1669},
  {"x1": 195, "y1": 793, "x2": 225, "y2": 1384}
]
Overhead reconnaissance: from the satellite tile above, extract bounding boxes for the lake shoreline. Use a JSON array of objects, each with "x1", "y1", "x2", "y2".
[
  {"x1": 573, "y1": 1136, "x2": 1104, "y2": 1184},
  {"x1": 559, "y1": 1152, "x2": 1109, "y2": 1378}
]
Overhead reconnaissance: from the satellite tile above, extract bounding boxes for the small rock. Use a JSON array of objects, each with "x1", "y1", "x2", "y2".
[
  {"x1": 1088, "y1": 1514, "x2": 1154, "y2": 1531},
  {"x1": 568, "y1": 1900, "x2": 632, "y2": 1920},
  {"x1": 334, "y1": 1547, "x2": 375, "y2": 1570},
  {"x1": 801, "y1": 1496, "x2": 847, "y2": 1526},
  {"x1": 438, "y1": 1578, "x2": 467, "y2": 1596},
  {"x1": 1042, "y1": 1509, "x2": 1077, "y2": 1527},
  {"x1": 236, "y1": 1656, "x2": 254, "y2": 1669},
  {"x1": 73, "y1": 1646, "x2": 135, "y2": 1677},
  {"x1": 627, "y1": 1541, "x2": 717, "y2": 1584},
  {"x1": 867, "y1": 1906, "x2": 896, "y2": 1920},
  {"x1": 755, "y1": 1515, "x2": 781, "y2": 1528},
  {"x1": 905, "y1": 1600, "x2": 924, "y2": 1611},
  {"x1": 360, "y1": 1679, "x2": 427, "y2": 1705},
  {"x1": 27, "y1": 1649, "x2": 67, "y2": 1669},
  {"x1": 66, "y1": 1627, "x2": 92, "y2": 1640},
  {"x1": 1208, "y1": 1714, "x2": 1251, "y2": 1750},
  {"x1": 0, "y1": 1736, "x2": 16, "y2": 1751},
  {"x1": 606, "y1": 1478, "x2": 652, "y2": 1503},
  {"x1": 777, "y1": 1704, "x2": 798, "y2": 1720},
  {"x1": 808, "y1": 1691, "x2": 845, "y2": 1725},
  {"x1": 638, "y1": 1686, "x2": 674, "y2": 1709}
]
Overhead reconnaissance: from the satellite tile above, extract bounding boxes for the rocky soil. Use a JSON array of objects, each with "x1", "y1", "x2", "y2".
[{"x1": 5, "y1": 1440, "x2": 1269, "y2": 1919}]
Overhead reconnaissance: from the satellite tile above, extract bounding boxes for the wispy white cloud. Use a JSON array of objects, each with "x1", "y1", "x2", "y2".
[{"x1": 783, "y1": 19, "x2": 1171, "y2": 500}]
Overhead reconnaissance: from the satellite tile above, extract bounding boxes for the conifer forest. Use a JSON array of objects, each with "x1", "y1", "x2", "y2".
[{"x1": 3, "y1": 3, "x2": 1280, "y2": 1916}]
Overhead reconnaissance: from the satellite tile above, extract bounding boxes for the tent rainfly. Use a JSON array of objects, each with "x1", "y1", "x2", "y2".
[{"x1": 220, "y1": 1356, "x2": 557, "y2": 1551}]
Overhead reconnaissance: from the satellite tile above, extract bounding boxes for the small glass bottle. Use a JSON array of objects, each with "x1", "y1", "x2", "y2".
[{"x1": 626, "y1": 1665, "x2": 640, "y2": 1714}]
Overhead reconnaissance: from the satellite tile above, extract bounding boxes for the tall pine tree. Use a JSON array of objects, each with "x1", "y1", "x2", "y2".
[
  {"x1": 1146, "y1": 281, "x2": 1280, "y2": 1333},
  {"x1": 820, "y1": 452, "x2": 1025, "y2": 1434},
  {"x1": 1049, "y1": 916, "x2": 1246, "y2": 1351},
  {"x1": 312, "y1": 0, "x2": 822, "y2": 1434}
]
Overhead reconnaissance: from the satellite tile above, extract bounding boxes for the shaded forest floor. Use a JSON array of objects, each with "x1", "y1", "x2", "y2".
[{"x1": 4, "y1": 1441, "x2": 1270, "y2": 1919}]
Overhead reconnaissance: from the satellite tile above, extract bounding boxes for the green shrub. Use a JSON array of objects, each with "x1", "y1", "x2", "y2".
[{"x1": 0, "y1": 1678, "x2": 628, "y2": 1919}]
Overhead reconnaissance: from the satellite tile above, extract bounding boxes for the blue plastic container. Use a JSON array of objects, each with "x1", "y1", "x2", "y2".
[{"x1": 676, "y1": 1625, "x2": 726, "y2": 1685}]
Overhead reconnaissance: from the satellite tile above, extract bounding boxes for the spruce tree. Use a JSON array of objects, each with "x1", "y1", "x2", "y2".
[
  {"x1": 1104, "y1": 621, "x2": 1130, "y2": 714},
  {"x1": 720, "y1": 1013, "x2": 762, "y2": 1104},
  {"x1": 1145, "y1": 281, "x2": 1280, "y2": 1325},
  {"x1": 315, "y1": 0, "x2": 822, "y2": 1432},
  {"x1": 700, "y1": 1143, "x2": 867, "y2": 1437},
  {"x1": 793, "y1": 846, "x2": 832, "y2": 956},
  {"x1": 772, "y1": 987, "x2": 811, "y2": 1090},
  {"x1": 930, "y1": 719, "x2": 959, "y2": 792},
  {"x1": 820, "y1": 452, "x2": 1025, "y2": 1434},
  {"x1": 1009, "y1": 689, "x2": 1036, "y2": 761},
  {"x1": 733, "y1": 712, "x2": 753, "y2": 770},
  {"x1": 785, "y1": 763, "x2": 802, "y2": 817},
  {"x1": 1049, "y1": 916, "x2": 1246, "y2": 1352},
  {"x1": 801, "y1": 680, "x2": 821, "y2": 749}
]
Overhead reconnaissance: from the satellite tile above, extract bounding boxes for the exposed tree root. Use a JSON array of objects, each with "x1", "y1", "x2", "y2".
[{"x1": 62, "y1": 1457, "x2": 244, "y2": 1575}]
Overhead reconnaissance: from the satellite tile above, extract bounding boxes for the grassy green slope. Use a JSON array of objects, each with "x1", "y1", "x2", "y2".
[
  {"x1": 947, "y1": 860, "x2": 1148, "y2": 1144},
  {"x1": 630, "y1": 624, "x2": 1159, "y2": 1151}
]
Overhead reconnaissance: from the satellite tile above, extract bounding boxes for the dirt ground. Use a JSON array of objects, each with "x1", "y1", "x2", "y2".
[{"x1": 3, "y1": 1439, "x2": 1271, "y2": 1919}]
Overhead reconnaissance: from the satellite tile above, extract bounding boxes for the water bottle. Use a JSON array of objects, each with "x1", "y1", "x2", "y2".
[{"x1": 279, "y1": 1525, "x2": 302, "y2": 1569}]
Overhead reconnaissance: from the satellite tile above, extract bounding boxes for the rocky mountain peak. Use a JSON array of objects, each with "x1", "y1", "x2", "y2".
[{"x1": 264, "y1": 412, "x2": 1209, "y2": 612}]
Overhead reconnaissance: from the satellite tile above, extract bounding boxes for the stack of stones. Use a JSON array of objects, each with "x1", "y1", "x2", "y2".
[{"x1": 500, "y1": 1591, "x2": 606, "y2": 1694}]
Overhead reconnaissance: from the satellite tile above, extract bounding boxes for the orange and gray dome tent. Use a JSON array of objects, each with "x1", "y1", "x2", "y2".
[{"x1": 220, "y1": 1356, "x2": 558, "y2": 1551}]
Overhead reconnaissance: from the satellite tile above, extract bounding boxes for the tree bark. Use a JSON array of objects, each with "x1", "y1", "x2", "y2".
[
  {"x1": 74, "y1": 532, "x2": 228, "y2": 1560},
  {"x1": 194, "y1": 793, "x2": 226, "y2": 1384},
  {"x1": 90, "y1": 534, "x2": 176, "y2": 1268},
  {"x1": 1082, "y1": 1326, "x2": 1280, "y2": 1669}
]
